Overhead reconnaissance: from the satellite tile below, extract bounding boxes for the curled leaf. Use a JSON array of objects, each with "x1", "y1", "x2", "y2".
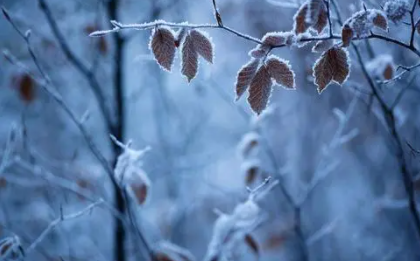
[
  {"x1": 313, "y1": 47, "x2": 350, "y2": 93},
  {"x1": 150, "y1": 27, "x2": 176, "y2": 71}
]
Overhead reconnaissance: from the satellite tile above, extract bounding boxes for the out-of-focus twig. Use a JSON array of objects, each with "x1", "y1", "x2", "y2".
[
  {"x1": 37, "y1": 0, "x2": 113, "y2": 130},
  {"x1": 26, "y1": 200, "x2": 104, "y2": 254}
]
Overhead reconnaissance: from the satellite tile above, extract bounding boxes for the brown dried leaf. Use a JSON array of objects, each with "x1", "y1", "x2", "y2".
[
  {"x1": 266, "y1": 56, "x2": 295, "y2": 89},
  {"x1": 16, "y1": 74, "x2": 35, "y2": 103},
  {"x1": 313, "y1": 47, "x2": 350, "y2": 93},
  {"x1": 383, "y1": 64, "x2": 394, "y2": 80},
  {"x1": 294, "y1": 3, "x2": 309, "y2": 34},
  {"x1": 247, "y1": 65, "x2": 273, "y2": 114},
  {"x1": 263, "y1": 234, "x2": 286, "y2": 250},
  {"x1": 262, "y1": 32, "x2": 286, "y2": 46},
  {"x1": 307, "y1": 0, "x2": 325, "y2": 22},
  {"x1": 190, "y1": 29, "x2": 213, "y2": 63},
  {"x1": 245, "y1": 166, "x2": 258, "y2": 185},
  {"x1": 311, "y1": 4, "x2": 328, "y2": 33},
  {"x1": 0, "y1": 242, "x2": 11, "y2": 256},
  {"x1": 150, "y1": 27, "x2": 176, "y2": 71},
  {"x1": 235, "y1": 59, "x2": 260, "y2": 100},
  {"x1": 131, "y1": 183, "x2": 148, "y2": 205},
  {"x1": 249, "y1": 47, "x2": 267, "y2": 59},
  {"x1": 341, "y1": 24, "x2": 353, "y2": 47},
  {"x1": 181, "y1": 33, "x2": 199, "y2": 82},
  {"x1": 372, "y1": 12, "x2": 388, "y2": 31},
  {"x1": 245, "y1": 234, "x2": 259, "y2": 255}
]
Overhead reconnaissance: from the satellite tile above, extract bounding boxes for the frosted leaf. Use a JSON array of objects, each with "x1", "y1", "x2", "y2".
[
  {"x1": 190, "y1": 29, "x2": 214, "y2": 63},
  {"x1": 294, "y1": 0, "x2": 327, "y2": 34},
  {"x1": 306, "y1": 0, "x2": 325, "y2": 23},
  {"x1": 372, "y1": 11, "x2": 388, "y2": 31},
  {"x1": 149, "y1": 27, "x2": 176, "y2": 71},
  {"x1": 237, "y1": 132, "x2": 260, "y2": 159},
  {"x1": 248, "y1": 45, "x2": 269, "y2": 58},
  {"x1": 344, "y1": 9, "x2": 388, "y2": 37},
  {"x1": 312, "y1": 7, "x2": 328, "y2": 33},
  {"x1": 244, "y1": 234, "x2": 259, "y2": 256},
  {"x1": 312, "y1": 39, "x2": 335, "y2": 53},
  {"x1": 247, "y1": 65, "x2": 273, "y2": 114},
  {"x1": 0, "y1": 235, "x2": 23, "y2": 260},
  {"x1": 261, "y1": 32, "x2": 287, "y2": 46},
  {"x1": 384, "y1": 0, "x2": 409, "y2": 23},
  {"x1": 181, "y1": 33, "x2": 199, "y2": 82},
  {"x1": 127, "y1": 171, "x2": 151, "y2": 205},
  {"x1": 341, "y1": 24, "x2": 353, "y2": 47},
  {"x1": 204, "y1": 214, "x2": 236, "y2": 261},
  {"x1": 123, "y1": 165, "x2": 151, "y2": 205},
  {"x1": 235, "y1": 59, "x2": 260, "y2": 101},
  {"x1": 294, "y1": 2, "x2": 310, "y2": 34},
  {"x1": 153, "y1": 241, "x2": 196, "y2": 261},
  {"x1": 265, "y1": 55, "x2": 296, "y2": 89},
  {"x1": 233, "y1": 200, "x2": 260, "y2": 228},
  {"x1": 240, "y1": 160, "x2": 261, "y2": 185},
  {"x1": 366, "y1": 54, "x2": 395, "y2": 80},
  {"x1": 307, "y1": 0, "x2": 328, "y2": 33},
  {"x1": 114, "y1": 145, "x2": 150, "y2": 183},
  {"x1": 313, "y1": 47, "x2": 350, "y2": 93}
]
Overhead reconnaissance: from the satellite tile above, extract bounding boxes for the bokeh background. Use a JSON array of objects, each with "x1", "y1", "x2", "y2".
[{"x1": 1, "y1": 0, "x2": 420, "y2": 260}]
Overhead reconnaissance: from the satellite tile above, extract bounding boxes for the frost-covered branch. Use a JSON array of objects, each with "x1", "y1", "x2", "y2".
[
  {"x1": 26, "y1": 200, "x2": 104, "y2": 254},
  {"x1": 331, "y1": 0, "x2": 420, "y2": 243},
  {"x1": 1, "y1": 9, "x2": 115, "y2": 186}
]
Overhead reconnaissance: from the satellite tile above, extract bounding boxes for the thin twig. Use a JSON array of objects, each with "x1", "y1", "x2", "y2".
[
  {"x1": 26, "y1": 200, "x2": 103, "y2": 253},
  {"x1": 37, "y1": 0, "x2": 113, "y2": 129},
  {"x1": 331, "y1": 0, "x2": 420, "y2": 242},
  {"x1": 211, "y1": 0, "x2": 223, "y2": 26}
]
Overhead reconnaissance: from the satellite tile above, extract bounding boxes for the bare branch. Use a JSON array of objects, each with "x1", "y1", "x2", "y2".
[
  {"x1": 26, "y1": 200, "x2": 104, "y2": 253},
  {"x1": 37, "y1": 0, "x2": 113, "y2": 129}
]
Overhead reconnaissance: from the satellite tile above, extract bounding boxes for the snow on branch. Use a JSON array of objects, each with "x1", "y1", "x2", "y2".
[{"x1": 204, "y1": 177, "x2": 277, "y2": 261}]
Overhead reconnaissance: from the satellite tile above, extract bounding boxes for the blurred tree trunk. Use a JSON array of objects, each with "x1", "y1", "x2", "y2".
[{"x1": 107, "y1": 1, "x2": 127, "y2": 261}]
